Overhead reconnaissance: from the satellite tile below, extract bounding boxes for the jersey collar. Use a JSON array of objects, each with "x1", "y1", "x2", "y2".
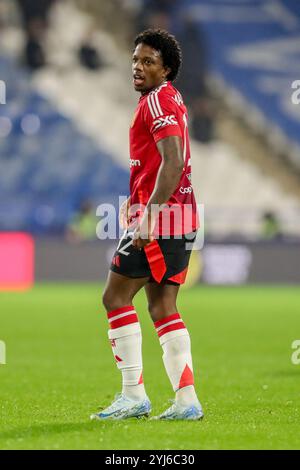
[{"x1": 139, "y1": 80, "x2": 169, "y2": 101}]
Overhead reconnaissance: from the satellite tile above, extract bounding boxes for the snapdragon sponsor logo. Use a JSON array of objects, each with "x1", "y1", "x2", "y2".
[
  {"x1": 0, "y1": 341, "x2": 6, "y2": 365},
  {"x1": 291, "y1": 80, "x2": 300, "y2": 105},
  {"x1": 0, "y1": 80, "x2": 6, "y2": 105},
  {"x1": 291, "y1": 340, "x2": 300, "y2": 365},
  {"x1": 96, "y1": 196, "x2": 204, "y2": 251}
]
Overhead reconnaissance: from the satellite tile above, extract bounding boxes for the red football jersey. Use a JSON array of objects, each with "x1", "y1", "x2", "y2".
[{"x1": 129, "y1": 80, "x2": 198, "y2": 236}]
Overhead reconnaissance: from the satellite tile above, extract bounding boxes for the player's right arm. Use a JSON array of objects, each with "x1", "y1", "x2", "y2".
[
  {"x1": 133, "y1": 91, "x2": 185, "y2": 248},
  {"x1": 146, "y1": 91, "x2": 185, "y2": 207},
  {"x1": 148, "y1": 135, "x2": 184, "y2": 207},
  {"x1": 119, "y1": 197, "x2": 131, "y2": 230},
  {"x1": 133, "y1": 134, "x2": 184, "y2": 248}
]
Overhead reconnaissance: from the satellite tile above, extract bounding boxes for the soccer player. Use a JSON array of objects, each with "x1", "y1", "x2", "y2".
[{"x1": 91, "y1": 29, "x2": 203, "y2": 421}]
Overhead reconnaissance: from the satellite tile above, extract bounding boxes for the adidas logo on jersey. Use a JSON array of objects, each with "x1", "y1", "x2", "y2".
[
  {"x1": 173, "y1": 92, "x2": 183, "y2": 107},
  {"x1": 153, "y1": 115, "x2": 178, "y2": 131}
]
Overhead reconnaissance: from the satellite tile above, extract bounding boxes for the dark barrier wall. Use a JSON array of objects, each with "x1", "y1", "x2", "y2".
[
  {"x1": 200, "y1": 243, "x2": 300, "y2": 284},
  {"x1": 34, "y1": 238, "x2": 300, "y2": 285},
  {"x1": 35, "y1": 238, "x2": 112, "y2": 282}
]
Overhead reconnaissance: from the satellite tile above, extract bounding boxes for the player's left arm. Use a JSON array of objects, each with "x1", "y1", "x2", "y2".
[{"x1": 133, "y1": 135, "x2": 184, "y2": 249}]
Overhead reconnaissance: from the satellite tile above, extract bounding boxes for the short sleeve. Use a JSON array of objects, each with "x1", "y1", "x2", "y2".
[{"x1": 144, "y1": 92, "x2": 182, "y2": 143}]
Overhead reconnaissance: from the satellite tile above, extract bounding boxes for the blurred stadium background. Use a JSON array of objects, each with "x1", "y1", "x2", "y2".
[
  {"x1": 0, "y1": 0, "x2": 300, "y2": 287},
  {"x1": 0, "y1": 0, "x2": 300, "y2": 450}
]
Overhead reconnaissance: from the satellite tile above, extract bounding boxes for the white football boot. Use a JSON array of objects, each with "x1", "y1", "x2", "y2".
[
  {"x1": 90, "y1": 393, "x2": 151, "y2": 420},
  {"x1": 153, "y1": 400, "x2": 204, "y2": 421}
]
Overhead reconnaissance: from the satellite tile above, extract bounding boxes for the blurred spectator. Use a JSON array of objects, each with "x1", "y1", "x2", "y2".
[
  {"x1": 24, "y1": 17, "x2": 46, "y2": 70},
  {"x1": 79, "y1": 42, "x2": 101, "y2": 70},
  {"x1": 78, "y1": 29, "x2": 103, "y2": 71},
  {"x1": 66, "y1": 200, "x2": 98, "y2": 244},
  {"x1": 16, "y1": 1, "x2": 103, "y2": 72},
  {"x1": 16, "y1": 0, "x2": 56, "y2": 70},
  {"x1": 17, "y1": 0, "x2": 55, "y2": 30},
  {"x1": 261, "y1": 211, "x2": 283, "y2": 241},
  {"x1": 135, "y1": 0, "x2": 177, "y2": 32},
  {"x1": 176, "y1": 16, "x2": 215, "y2": 143}
]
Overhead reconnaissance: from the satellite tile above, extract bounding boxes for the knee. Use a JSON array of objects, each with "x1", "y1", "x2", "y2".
[
  {"x1": 102, "y1": 289, "x2": 119, "y2": 312},
  {"x1": 102, "y1": 289, "x2": 132, "y2": 313},
  {"x1": 148, "y1": 301, "x2": 176, "y2": 323}
]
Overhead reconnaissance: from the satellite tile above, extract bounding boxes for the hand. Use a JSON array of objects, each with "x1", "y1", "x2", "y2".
[
  {"x1": 132, "y1": 210, "x2": 156, "y2": 250},
  {"x1": 119, "y1": 198, "x2": 130, "y2": 230}
]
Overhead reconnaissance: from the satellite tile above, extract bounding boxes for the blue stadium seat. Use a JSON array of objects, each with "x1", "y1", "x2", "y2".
[
  {"x1": 0, "y1": 56, "x2": 129, "y2": 234},
  {"x1": 173, "y1": 0, "x2": 300, "y2": 154}
]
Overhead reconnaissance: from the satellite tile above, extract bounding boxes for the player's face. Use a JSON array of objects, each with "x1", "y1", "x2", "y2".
[{"x1": 132, "y1": 43, "x2": 171, "y2": 94}]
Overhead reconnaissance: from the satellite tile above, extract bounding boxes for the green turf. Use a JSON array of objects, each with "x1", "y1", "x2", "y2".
[{"x1": 0, "y1": 284, "x2": 299, "y2": 450}]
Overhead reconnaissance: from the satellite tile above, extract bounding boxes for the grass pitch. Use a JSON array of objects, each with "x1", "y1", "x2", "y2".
[{"x1": 0, "y1": 284, "x2": 299, "y2": 450}]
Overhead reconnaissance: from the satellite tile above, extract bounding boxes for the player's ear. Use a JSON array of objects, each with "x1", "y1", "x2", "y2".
[{"x1": 163, "y1": 66, "x2": 171, "y2": 80}]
